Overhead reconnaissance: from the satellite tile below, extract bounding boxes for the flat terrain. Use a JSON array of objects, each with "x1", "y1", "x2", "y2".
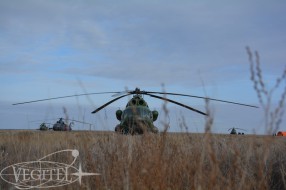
[{"x1": 0, "y1": 130, "x2": 285, "y2": 189}]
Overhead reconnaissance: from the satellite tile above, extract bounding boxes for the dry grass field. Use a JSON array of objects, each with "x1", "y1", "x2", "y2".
[{"x1": 0, "y1": 130, "x2": 286, "y2": 190}]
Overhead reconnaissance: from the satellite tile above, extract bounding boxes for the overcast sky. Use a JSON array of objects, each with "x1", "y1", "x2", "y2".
[{"x1": 0, "y1": 0, "x2": 285, "y2": 134}]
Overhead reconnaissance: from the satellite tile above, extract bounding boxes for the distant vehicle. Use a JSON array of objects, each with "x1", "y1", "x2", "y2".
[
  {"x1": 38, "y1": 122, "x2": 50, "y2": 131},
  {"x1": 276, "y1": 131, "x2": 286, "y2": 136},
  {"x1": 36, "y1": 118, "x2": 93, "y2": 131},
  {"x1": 52, "y1": 118, "x2": 72, "y2": 131},
  {"x1": 228, "y1": 127, "x2": 246, "y2": 135}
]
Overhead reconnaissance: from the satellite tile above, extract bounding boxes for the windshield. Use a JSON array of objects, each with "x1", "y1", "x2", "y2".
[{"x1": 122, "y1": 107, "x2": 152, "y2": 120}]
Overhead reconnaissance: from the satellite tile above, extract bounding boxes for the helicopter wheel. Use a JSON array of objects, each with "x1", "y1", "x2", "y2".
[
  {"x1": 115, "y1": 125, "x2": 121, "y2": 133},
  {"x1": 152, "y1": 126, "x2": 159, "y2": 134}
]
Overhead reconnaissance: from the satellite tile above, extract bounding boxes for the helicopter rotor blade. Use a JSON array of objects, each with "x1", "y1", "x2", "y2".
[
  {"x1": 145, "y1": 91, "x2": 258, "y2": 108},
  {"x1": 69, "y1": 119, "x2": 93, "y2": 125},
  {"x1": 12, "y1": 92, "x2": 120, "y2": 105},
  {"x1": 146, "y1": 94, "x2": 207, "y2": 116},
  {"x1": 228, "y1": 127, "x2": 247, "y2": 131},
  {"x1": 112, "y1": 90, "x2": 131, "y2": 97},
  {"x1": 91, "y1": 94, "x2": 129, "y2": 114}
]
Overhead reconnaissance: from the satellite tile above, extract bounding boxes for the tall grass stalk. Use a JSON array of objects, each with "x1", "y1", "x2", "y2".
[{"x1": 246, "y1": 46, "x2": 286, "y2": 134}]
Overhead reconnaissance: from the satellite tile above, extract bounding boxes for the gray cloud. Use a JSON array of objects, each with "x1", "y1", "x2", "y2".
[{"x1": 1, "y1": 0, "x2": 285, "y2": 86}]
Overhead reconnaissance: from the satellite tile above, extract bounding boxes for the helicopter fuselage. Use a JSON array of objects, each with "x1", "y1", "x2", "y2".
[
  {"x1": 52, "y1": 118, "x2": 72, "y2": 131},
  {"x1": 115, "y1": 95, "x2": 158, "y2": 134}
]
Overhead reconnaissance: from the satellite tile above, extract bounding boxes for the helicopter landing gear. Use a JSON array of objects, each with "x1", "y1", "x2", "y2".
[
  {"x1": 151, "y1": 126, "x2": 159, "y2": 134},
  {"x1": 115, "y1": 125, "x2": 130, "y2": 135},
  {"x1": 115, "y1": 124, "x2": 146, "y2": 135}
]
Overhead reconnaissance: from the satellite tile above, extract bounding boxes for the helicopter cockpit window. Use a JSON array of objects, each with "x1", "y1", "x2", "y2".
[
  {"x1": 139, "y1": 100, "x2": 145, "y2": 105},
  {"x1": 122, "y1": 107, "x2": 152, "y2": 120}
]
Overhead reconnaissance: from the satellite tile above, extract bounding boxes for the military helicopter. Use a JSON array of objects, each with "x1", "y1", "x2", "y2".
[
  {"x1": 35, "y1": 118, "x2": 93, "y2": 131},
  {"x1": 54, "y1": 118, "x2": 94, "y2": 131},
  {"x1": 14, "y1": 87, "x2": 258, "y2": 135},
  {"x1": 38, "y1": 122, "x2": 50, "y2": 131},
  {"x1": 228, "y1": 127, "x2": 247, "y2": 135},
  {"x1": 34, "y1": 118, "x2": 72, "y2": 131},
  {"x1": 52, "y1": 118, "x2": 73, "y2": 131}
]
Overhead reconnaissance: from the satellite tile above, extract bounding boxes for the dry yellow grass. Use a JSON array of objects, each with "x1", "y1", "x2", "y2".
[{"x1": 0, "y1": 130, "x2": 285, "y2": 190}]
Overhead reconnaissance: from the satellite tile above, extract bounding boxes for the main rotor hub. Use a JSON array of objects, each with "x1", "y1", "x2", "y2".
[{"x1": 134, "y1": 87, "x2": 141, "y2": 94}]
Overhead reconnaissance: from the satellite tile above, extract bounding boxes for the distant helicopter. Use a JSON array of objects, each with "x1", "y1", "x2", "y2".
[
  {"x1": 38, "y1": 122, "x2": 50, "y2": 131},
  {"x1": 35, "y1": 118, "x2": 73, "y2": 131},
  {"x1": 36, "y1": 118, "x2": 93, "y2": 131},
  {"x1": 13, "y1": 87, "x2": 258, "y2": 135},
  {"x1": 52, "y1": 118, "x2": 73, "y2": 131},
  {"x1": 228, "y1": 127, "x2": 247, "y2": 135}
]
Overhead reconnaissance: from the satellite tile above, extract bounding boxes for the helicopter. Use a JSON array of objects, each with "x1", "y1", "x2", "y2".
[
  {"x1": 34, "y1": 118, "x2": 73, "y2": 131},
  {"x1": 29, "y1": 120, "x2": 51, "y2": 131},
  {"x1": 228, "y1": 127, "x2": 247, "y2": 135},
  {"x1": 13, "y1": 87, "x2": 258, "y2": 135},
  {"x1": 35, "y1": 118, "x2": 94, "y2": 131},
  {"x1": 38, "y1": 122, "x2": 50, "y2": 131},
  {"x1": 52, "y1": 118, "x2": 73, "y2": 131},
  {"x1": 114, "y1": 94, "x2": 159, "y2": 134}
]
